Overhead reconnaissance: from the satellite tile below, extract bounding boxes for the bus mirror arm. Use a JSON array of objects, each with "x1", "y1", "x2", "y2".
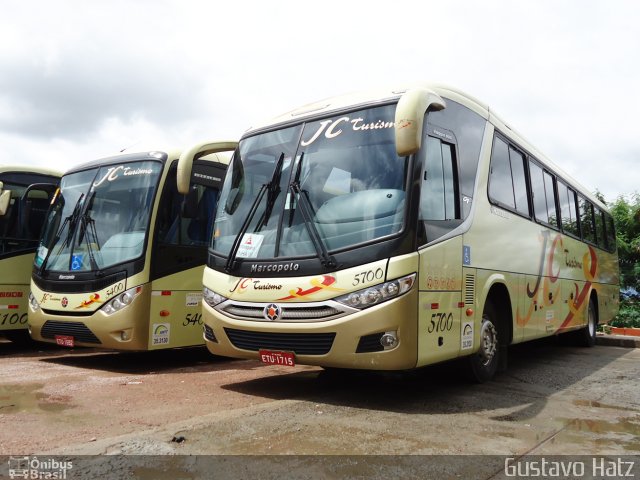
[
  {"x1": 0, "y1": 186, "x2": 10, "y2": 216},
  {"x1": 394, "y1": 88, "x2": 446, "y2": 157},
  {"x1": 177, "y1": 140, "x2": 238, "y2": 194}
]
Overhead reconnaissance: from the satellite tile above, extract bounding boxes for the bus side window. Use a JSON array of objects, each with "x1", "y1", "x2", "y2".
[
  {"x1": 557, "y1": 181, "x2": 580, "y2": 237},
  {"x1": 529, "y1": 160, "x2": 559, "y2": 229},
  {"x1": 579, "y1": 196, "x2": 597, "y2": 244},
  {"x1": 488, "y1": 137, "x2": 529, "y2": 216},
  {"x1": 605, "y1": 213, "x2": 616, "y2": 252},
  {"x1": 594, "y1": 207, "x2": 606, "y2": 248},
  {"x1": 421, "y1": 136, "x2": 458, "y2": 221},
  {"x1": 488, "y1": 137, "x2": 513, "y2": 209}
]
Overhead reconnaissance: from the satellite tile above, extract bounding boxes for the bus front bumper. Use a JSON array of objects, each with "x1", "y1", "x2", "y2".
[{"x1": 201, "y1": 289, "x2": 419, "y2": 371}]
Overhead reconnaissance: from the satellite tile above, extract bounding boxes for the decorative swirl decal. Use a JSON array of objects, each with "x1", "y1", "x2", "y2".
[{"x1": 277, "y1": 275, "x2": 343, "y2": 301}]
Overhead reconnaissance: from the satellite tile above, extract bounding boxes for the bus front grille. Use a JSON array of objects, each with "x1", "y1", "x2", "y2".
[
  {"x1": 224, "y1": 328, "x2": 335, "y2": 355},
  {"x1": 41, "y1": 320, "x2": 101, "y2": 344},
  {"x1": 218, "y1": 300, "x2": 352, "y2": 323}
]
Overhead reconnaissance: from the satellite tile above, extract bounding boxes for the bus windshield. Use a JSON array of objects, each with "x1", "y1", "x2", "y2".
[
  {"x1": 213, "y1": 104, "x2": 408, "y2": 261},
  {"x1": 36, "y1": 161, "x2": 163, "y2": 273}
]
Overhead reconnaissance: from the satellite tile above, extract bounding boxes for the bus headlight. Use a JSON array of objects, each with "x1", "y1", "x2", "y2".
[
  {"x1": 102, "y1": 286, "x2": 142, "y2": 315},
  {"x1": 203, "y1": 287, "x2": 227, "y2": 308},
  {"x1": 29, "y1": 292, "x2": 40, "y2": 312},
  {"x1": 335, "y1": 273, "x2": 416, "y2": 310}
]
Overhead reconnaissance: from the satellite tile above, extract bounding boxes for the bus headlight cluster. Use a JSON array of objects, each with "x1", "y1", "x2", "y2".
[
  {"x1": 28, "y1": 292, "x2": 40, "y2": 312},
  {"x1": 203, "y1": 287, "x2": 227, "y2": 308},
  {"x1": 102, "y1": 286, "x2": 142, "y2": 315},
  {"x1": 335, "y1": 273, "x2": 416, "y2": 309}
]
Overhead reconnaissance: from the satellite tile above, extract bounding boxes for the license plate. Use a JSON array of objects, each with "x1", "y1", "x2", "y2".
[
  {"x1": 259, "y1": 349, "x2": 295, "y2": 367},
  {"x1": 55, "y1": 335, "x2": 75, "y2": 347}
]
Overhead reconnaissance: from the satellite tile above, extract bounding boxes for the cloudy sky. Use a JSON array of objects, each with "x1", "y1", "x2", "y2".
[{"x1": 1, "y1": 0, "x2": 638, "y2": 202}]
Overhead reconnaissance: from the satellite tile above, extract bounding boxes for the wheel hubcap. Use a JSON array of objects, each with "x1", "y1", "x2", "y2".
[
  {"x1": 588, "y1": 303, "x2": 596, "y2": 337},
  {"x1": 479, "y1": 319, "x2": 498, "y2": 366}
]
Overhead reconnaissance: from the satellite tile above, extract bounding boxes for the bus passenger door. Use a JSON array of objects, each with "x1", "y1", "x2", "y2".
[{"x1": 150, "y1": 162, "x2": 226, "y2": 348}]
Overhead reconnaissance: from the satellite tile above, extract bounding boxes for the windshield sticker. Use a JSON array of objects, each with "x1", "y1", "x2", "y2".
[
  {"x1": 71, "y1": 254, "x2": 83, "y2": 271},
  {"x1": 323, "y1": 167, "x2": 351, "y2": 195},
  {"x1": 237, "y1": 234, "x2": 264, "y2": 259},
  {"x1": 301, "y1": 116, "x2": 394, "y2": 146},
  {"x1": 35, "y1": 245, "x2": 48, "y2": 267},
  {"x1": 93, "y1": 165, "x2": 155, "y2": 188}
]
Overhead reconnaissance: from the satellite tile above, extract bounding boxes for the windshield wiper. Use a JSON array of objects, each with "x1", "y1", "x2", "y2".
[
  {"x1": 289, "y1": 154, "x2": 337, "y2": 269},
  {"x1": 225, "y1": 153, "x2": 285, "y2": 272},
  {"x1": 38, "y1": 193, "x2": 85, "y2": 275},
  {"x1": 77, "y1": 191, "x2": 101, "y2": 272}
]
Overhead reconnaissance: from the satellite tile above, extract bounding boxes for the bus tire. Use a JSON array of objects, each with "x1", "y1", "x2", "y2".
[
  {"x1": 2, "y1": 330, "x2": 32, "y2": 345},
  {"x1": 467, "y1": 301, "x2": 500, "y2": 383},
  {"x1": 576, "y1": 298, "x2": 597, "y2": 347}
]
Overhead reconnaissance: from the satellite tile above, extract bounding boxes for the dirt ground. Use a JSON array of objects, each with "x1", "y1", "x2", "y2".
[{"x1": 1, "y1": 336, "x2": 639, "y2": 478}]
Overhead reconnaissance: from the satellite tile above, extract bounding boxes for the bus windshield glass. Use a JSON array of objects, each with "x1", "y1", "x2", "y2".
[
  {"x1": 212, "y1": 104, "x2": 408, "y2": 260},
  {"x1": 35, "y1": 161, "x2": 163, "y2": 273}
]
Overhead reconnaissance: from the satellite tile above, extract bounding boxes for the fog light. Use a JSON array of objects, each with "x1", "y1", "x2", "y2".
[
  {"x1": 120, "y1": 330, "x2": 132, "y2": 341},
  {"x1": 380, "y1": 331, "x2": 398, "y2": 349}
]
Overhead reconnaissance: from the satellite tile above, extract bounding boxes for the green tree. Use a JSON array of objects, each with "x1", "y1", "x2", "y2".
[{"x1": 610, "y1": 193, "x2": 640, "y2": 290}]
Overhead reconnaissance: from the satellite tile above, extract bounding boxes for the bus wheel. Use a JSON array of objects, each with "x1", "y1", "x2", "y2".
[
  {"x1": 468, "y1": 302, "x2": 500, "y2": 383},
  {"x1": 576, "y1": 298, "x2": 597, "y2": 347},
  {"x1": 2, "y1": 330, "x2": 32, "y2": 345}
]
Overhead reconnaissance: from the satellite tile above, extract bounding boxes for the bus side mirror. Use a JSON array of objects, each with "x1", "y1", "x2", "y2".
[
  {"x1": 0, "y1": 184, "x2": 11, "y2": 216},
  {"x1": 395, "y1": 88, "x2": 446, "y2": 156},
  {"x1": 177, "y1": 140, "x2": 238, "y2": 194},
  {"x1": 224, "y1": 187, "x2": 240, "y2": 214}
]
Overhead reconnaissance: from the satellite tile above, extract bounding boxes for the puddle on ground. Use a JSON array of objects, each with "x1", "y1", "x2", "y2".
[
  {"x1": 561, "y1": 416, "x2": 640, "y2": 452},
  {"x1": 0, "y1": 383, "x2": 74, "y2": 414},
  {"x1": 573, "y1": 399, "x2": 640, "y2": 412}
]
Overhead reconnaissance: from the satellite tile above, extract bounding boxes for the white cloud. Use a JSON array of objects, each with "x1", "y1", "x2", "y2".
[{"x1": 0, "y1": 0, "x2": 638, "y2": 200}]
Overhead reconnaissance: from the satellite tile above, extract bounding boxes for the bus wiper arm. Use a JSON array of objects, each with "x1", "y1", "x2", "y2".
[
  {"x1": 78, "y1": 191, "x2": 101, "y2": 272},
  {"x1": 256, "y1": 152, "x2": 285, "y2": 231},
  {"x1": 225, "y1": 153, "x2": 285, "y2": 272},
  {"x1": 289, "y1": 178, "x2": 336, "y2": 269}
]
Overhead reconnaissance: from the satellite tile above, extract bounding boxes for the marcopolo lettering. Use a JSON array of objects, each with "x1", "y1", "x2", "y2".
[{"x1": 250, "y1": 263, "x2": 300, "y2": 273}]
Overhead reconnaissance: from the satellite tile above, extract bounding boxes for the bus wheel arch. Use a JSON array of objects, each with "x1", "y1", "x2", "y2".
[{"x1": 468, "y1": 283, "x2": 512, "y2": 382}]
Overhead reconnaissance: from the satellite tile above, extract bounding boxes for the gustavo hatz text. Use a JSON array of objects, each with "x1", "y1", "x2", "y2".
[{"x1": 505, "y1": 457, "x2": 635, "y2": 477}]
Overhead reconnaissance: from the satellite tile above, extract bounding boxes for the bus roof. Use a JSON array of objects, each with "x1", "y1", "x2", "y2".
[
  {"x1": 63, "y1": 148, "x2": 232, "y2": 177},
  {"x1": 64, "y1": 149, "x2": 184, "y2": 175},
  {"x1": 244, "y1": 82, "x2": 608, "y2": 211},
  {"x1": 0, "y1": 164, "x2": 62, "y2": 178}
]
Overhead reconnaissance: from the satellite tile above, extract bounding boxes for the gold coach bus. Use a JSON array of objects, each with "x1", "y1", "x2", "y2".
[
  {"x1": 28, "y1": 142, "x2": 236, "y2": 350},
  {"x1": 0, "y1": 166, "x2": 60, "y2": 342},
  {"x1": 178, "y1": 85, "x2": 618, "y2": 381}
]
